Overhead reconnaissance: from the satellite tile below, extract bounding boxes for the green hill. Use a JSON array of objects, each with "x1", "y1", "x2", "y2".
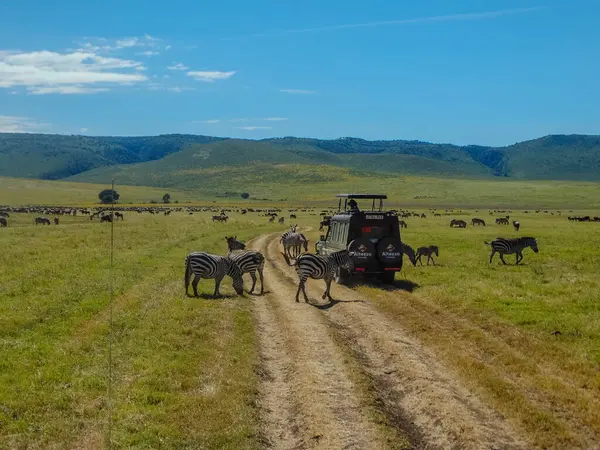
[{"x1": 1, "y1": 132, "x2": 600, "y2": 183}]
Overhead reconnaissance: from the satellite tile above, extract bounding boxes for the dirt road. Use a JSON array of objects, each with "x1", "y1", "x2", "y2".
[{"x1": 250, "y1": 233, "x2": 527, "y2": 450}]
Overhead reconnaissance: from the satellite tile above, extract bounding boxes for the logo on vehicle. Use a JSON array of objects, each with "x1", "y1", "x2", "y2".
[
  {"x1": 358, "y1": 244, "x2": 368, "y2": 253},
  {"x1": 386, "y1": 244, "x2": 395, "y2": 252}
]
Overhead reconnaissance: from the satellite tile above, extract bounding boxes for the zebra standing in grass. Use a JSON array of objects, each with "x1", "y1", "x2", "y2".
[
  {"x1": 415, "y1": 245, "x2": 439, "y2": 266},
  {"x1": 184, "y1": 252, "x2": 244, "y2": 297},
  {"x1": 401, "y1": 243, "x2": 417, "y2": 266},
  {"x1": 284, "y1": 250, "x2": 354, "y2": 302},
  {"x1": 485, "y1": 237, "x2": 538, "y2": 265},
  {"x1": 282, "y1": 233, "x2": 308, "y2": 259},
  {"x1": 224, "y1": 236, "x2": 265, "y2": 295}
]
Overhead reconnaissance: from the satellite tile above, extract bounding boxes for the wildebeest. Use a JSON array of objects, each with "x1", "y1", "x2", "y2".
[
  {"x1": 450, "y1": 219, "x2": 467, "y2": 228},
  {"x1": 0, "y1": 217, "x2": 7, "y2": 227},
  {"x1": 115, "y1": 212, "x2": 124, "y2": 220},
  {"x1": 35, "y1": 217, "x2": 51, "y2": 225},
  {"x1": 101, "y1": 214, "x2": 113, "y2": 223},
  {"x1": 471, "y1": 218, "x2": 486, "y2": 226},
  {"x1": 54, "y1": 217, "x2": 59, "y2": 225},
  {"x1": 495, "y1": 218, "x2": 510, "y2": 225},
  {"x1": 399, "y1": 220, "x2": 408, "y2": 229},
  {"x1": 513, "y1": 220, "x2": 520, "y2": 231}
]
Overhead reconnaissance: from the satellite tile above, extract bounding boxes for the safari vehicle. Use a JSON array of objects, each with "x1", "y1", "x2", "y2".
[{"x1": 315, "y1": 194, "x2": 403, "y2": 284}]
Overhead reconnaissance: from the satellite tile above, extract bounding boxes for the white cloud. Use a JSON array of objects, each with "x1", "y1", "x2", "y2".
[
  {"x1": 238, "y1": 126, "x2": 272, "y2": 130},
  {"x1": 167, "y1": 63, "x2": 188, "y2": 71},
  {"x1": 80, "y1": 127, "x2": 89, "y2": 133},
  {"x1": 0, "y1": 50, "x2": 147, "y2": 92},
  {"x1": 280, "y1": 88, "x2": 317, "y2": 95},
  {"x1": 167, "y1": 86, "x2": 195, "y2": 93},
  {"x1": 144, "y1": 34, "x2": 159, "y2": 41},
  {"x1": 116, "y1": 37, "x2": 140, "y2": 48},
  {"x1": 196, "y1": 119, "x2": 220, "y2": 124},
  {"x1": 137, "y1": 50, "x2": 159, "y2": 57},
  {"x1": 0, "y1": 115, "x2": 50, "y2": 133},
  {"x1": 264, "y1": 117, "x2": 288, "y2": 121},
  {"x1": 165, "y1": 45, "x2": 172, "y2": 51},
  {"x1": 28, "y1": 85, "x2": 110, "y2": 95},
  {"x1": 187, "y1": 70, "x2": 236, "y2": 82}
]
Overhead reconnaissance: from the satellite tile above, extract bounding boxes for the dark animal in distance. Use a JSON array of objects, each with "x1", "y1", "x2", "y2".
[
  {"x1": 53, "y1": 217, "x2": 59, "y2": 225},
  {"x1": 471, "y1": 218, "x2": 486, "y2": 226},
  {"x1": 485, "y1": 237, "x2": 538, "y2": 265},
  {"x1": 495, "y1": 218, "x2": 510, "y2": 225},
  {"x1": 0, "y1": 217, "x2": 7, "y2": 227},
  {"x1": 416, "y1": 245, "x2": 439, "y2": 266},
  {"x1": 450, "y1": 219, "x2": 467, "y2": 228},
  {"x1": 35, "y1": 217, "x2": 51, "y2": 225},
  {"x1": 399, "y1": 220, "x2": 408, "y2": 229},
  {"x1": 284, "y1": 250, "x2": 354, "y2": 302},
  {"x1": 101, "y1": 214, "x2": 113, "y2": 223},
  {"x1": 513, "y1": 220, "x2": 520, "y2": 231},
  {"x1": 184, "y1": 252, "x2": 244, "y2": 297}
]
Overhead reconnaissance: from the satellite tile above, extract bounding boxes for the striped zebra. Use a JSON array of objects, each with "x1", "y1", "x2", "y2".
[
  {"x1": 485, "y1": 237, "x2": 538, "y2": 265},
  {"x1": 415, "y1": 245, "x2": 439, "y2": 266},
  {"x1": 184, "y1": 252, "x2": 244, "y2": 297},
  {"x1": 281, "y1": 232, "x2": 308, "y2": 259},
  {"x1": 284, "y1": 250, "x2": 354, "y2": 302},
  {"x1": 228, "y1": 250, "x2": 265, "y2": 295}
]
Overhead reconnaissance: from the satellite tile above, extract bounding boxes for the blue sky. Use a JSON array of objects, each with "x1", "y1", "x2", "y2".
[{"x1": 0, "y1": 0, "x2": 598, "y2": 146}]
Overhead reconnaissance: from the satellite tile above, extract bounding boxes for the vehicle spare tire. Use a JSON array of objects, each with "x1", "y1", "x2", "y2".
[
  {"x1": 347, "y1": 238, "x2": 376, "y2": 265},
  {"x1": 376, "y1": 237, "x2": 404, "y2": 266}
]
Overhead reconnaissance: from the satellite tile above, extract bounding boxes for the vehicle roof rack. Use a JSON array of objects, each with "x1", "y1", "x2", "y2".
[{"x1": 335, "y1": 194, "x2": 388, "y2": 200}]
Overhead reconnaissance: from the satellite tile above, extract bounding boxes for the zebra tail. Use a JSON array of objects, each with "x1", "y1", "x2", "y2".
[{"x1": 281, "y1": 252, "x2": 297, "y2": 266}]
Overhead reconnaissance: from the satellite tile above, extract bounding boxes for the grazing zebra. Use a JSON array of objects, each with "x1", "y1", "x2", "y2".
[
  {"x1": 485, "y1": 237, "x2": 539, "y2": 265},
  {"x1": 184, "y1": 252, "x2": 244, "y2": 297},
  {"x1": 268, "y1": 216, "x2": 275, "y2": 223},
  {"x1": 278, "y1": 217, "x2": 285, "y2": 224},
  {"x1": 54, "y1": 217, "x2": 59, "y2": 225},
  {"x1": 471, "y1": 218, "x2": 486, "y2": 226},
  {"x1": 225, "y1": 236, "x2": 246, "y2": 251},
  {"x1": 495, "y1": 218, "x2": 509, "y2": 225},
  {"x1": 401, "y1": 243, "x2": 417, "y2": 266},
  {"x1": 284, "y1": 250, "x2": 354, "y2": 302},
  {"x1": 101, "y1": 214, "x2": 113, "y2": 223},
  {"x1": 399, "y1": 220, "x2": 408, "y2": 229},
  {"x1": 115, "y1": 212, "x2": 124, "y2": 220},
  {"x1": 35, "y1": 217, "x2": 51, "y2": 225},
  {"x1": 415, "y1": 245, "x2": 439, "y2": 266},
  {"x1": 228, "y1": 250, "x2": 265, "y2": 295},
  {"x1": 0, "y1": 217, "x2": 7, "y2": 227},
  {"x1": 513, "y1": 221, "x2": 520, "y2": 231}
]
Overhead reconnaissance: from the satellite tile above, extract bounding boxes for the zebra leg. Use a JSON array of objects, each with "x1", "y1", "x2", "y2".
[
  {"x1": 499, "y1": 254, "x2": 508, "y2": 265},
  {"x1": 300, "y1": 276, "x2": 310, "y2": 302},
  {"x1": 213, "y1": 274, "x2": 224, "y2": 297},
  {"x1": 192, "y1": 275, "x2": 201, "y2": 297},
  {"x1": 489, "y1": 250, "x2": 496, "y2": 264},
  {"x1": 249, "y1": 271, "x2": 257, "y2": 294},
  {"x1": 417, "y1": 254, "x2": 423, "y2": 266},
  {"x1": 431, "y1": 256, "x2": 436, "y2": 266},
  {"x1": 516, "y1": 252, "x2": 523, "y2": 265},
  {"x1": 427, "y1": 255, "x2": 431, "y2": 266},
  {"x1": 323, "y1": 277, "x2": 333, "y2": 301},
  {"x1": 258, "y1": 265, "x2": 265, "y2": 295}
]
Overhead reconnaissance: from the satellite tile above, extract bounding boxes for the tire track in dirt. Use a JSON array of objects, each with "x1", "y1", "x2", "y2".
[
  {"x1": 254, "y1": 232, "x2": 529, "y2": 450},
  {"x1": 249, "y1": 234, "x2": 387, "y2": 449}
]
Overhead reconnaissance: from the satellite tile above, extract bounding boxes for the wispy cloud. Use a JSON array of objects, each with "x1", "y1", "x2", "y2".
[
  {"x1": 187, "y1": 70, "x2": 236, "y2": 82},
  {"x1": 264, "y1": 117, "x2": 288, "y2": 121},
  {"x1": 196, "y1": 119, "x2": 221, "y2": 124},
  {"x1": 0, "y1": 50, "x2": 147, "y2": 93},
  {"x1": 116, "y1": 37, "x2": 140, "y2": 48},
  {"x1": 238, "y1": 126, "x2": 272, "y2": 130},
  {"x1": 80, "y1": 127, "x2": 89, "y2": 133},
  {"x1": 137, "y1": 50, "x2": 159, "y2": 57},
  {"x1": 222, "y1": 7, "x2": 544, "y2": 40},
  {"x1": 167, "y1": 63, "x2": 188, "y2": 70},
  {"x1": 144, "y1": 34, "x2": 159, "y2": 41},
  {"x1": 280, "y1": 89, "x2": 317, "y2": 95},
  {"x1": 0, "y1": 115, "x2": 50, "y2": 132},
  {"x1": 28, "y1": 85, "x2": 110, "y2": 95},
  {"x1": 166, "y1": 86, "x2": 195, "y2": 93}
]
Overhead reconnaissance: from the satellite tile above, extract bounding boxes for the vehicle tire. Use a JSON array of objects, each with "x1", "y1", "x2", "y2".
[
  {"x1": 335, "y1": 267, "x2": 351, "y2": 285},
  {"x1": 380, "y1": 271, "x2": 396, "y2": 284},
  {"x1": 376, "y1": 237, "x2": 404, "y2": 267}
]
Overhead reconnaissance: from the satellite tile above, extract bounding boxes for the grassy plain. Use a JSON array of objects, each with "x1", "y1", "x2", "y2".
[{"x1": 1, "y1": 178, "x2": 600, "y2": 448}]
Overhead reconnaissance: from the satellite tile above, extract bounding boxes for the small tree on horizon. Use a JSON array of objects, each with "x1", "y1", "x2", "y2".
[
  {"x1": 162, "y1": 193, "x2": 171, "y2": 204},
  {"x1": 98, "y1": 189, "x2": 120, "y2": 204},
  {"x1": 241, "y1": 192, "x2": 250, "y2": 199}
]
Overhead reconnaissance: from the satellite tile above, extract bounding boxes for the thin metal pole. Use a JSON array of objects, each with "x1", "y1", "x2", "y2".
[{"x1": 107, "y1": 179, "x2": 115, "y2": 448}]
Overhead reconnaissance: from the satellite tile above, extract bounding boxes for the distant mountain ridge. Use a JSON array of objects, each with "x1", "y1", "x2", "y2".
[{"x1": 1, "y1": 132, "x2": 599, "y2": 183}]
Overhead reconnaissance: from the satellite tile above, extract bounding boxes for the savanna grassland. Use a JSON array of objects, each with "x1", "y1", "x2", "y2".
[{"x1": 1, "y1": 186, "x2": 600, "y2": 448}]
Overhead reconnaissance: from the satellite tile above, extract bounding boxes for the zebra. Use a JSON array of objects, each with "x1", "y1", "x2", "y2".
[
  {"x1": 415, "y1": 245, "x2": 439, "y2": 266},
  {"x1": 495, "y1": 218, "x2": 509, "y2": 225},
  {"x1": 472, "y1": 218, "x2": 486, "y2": 226},
  {"x1": 35, "y1": 217, "x2": 51, "y2": 225},
  {"x1": 278, "y1": 217, "x2": 285, "y2": 224},
  {"x1": 401, "y1": 243, "x2": 417, "y2": 266},
  {"x1": 284, "y1": 250, "x2": 354, "y2": 302},
  {"x1": 485, "y1": 237, "x2": 538, "y2": 265},
  {"x1": 101, "y1": 214, "x2": 113, "y2": 223},
  {"x1": 225, "y1": 236, "x2": 246, "y2": 251},
  {"x1": 0, "y1": 217, "x2": 7, "y2": 227},
  {"x1": 281, "y1": 232, "x2": 308, "y2": 259},
  {"x1": 54, "y1": 217, "x2": 59, "y2": 225},
  {"x1": 184, "y1": 252, "x2": 244, "y2": 297},
  {"x1": 399, "y1": 220, "x2": 408, "y2": 229},
  {"x1": 450, "y1": 219, "x2": 467, "y2": 228},
  {"x1": 228, "y1": 250, "x2": 265, "y2": 295},
  {"x1": 513, "y1": 220, "x2": 520, "y2": 231}
]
